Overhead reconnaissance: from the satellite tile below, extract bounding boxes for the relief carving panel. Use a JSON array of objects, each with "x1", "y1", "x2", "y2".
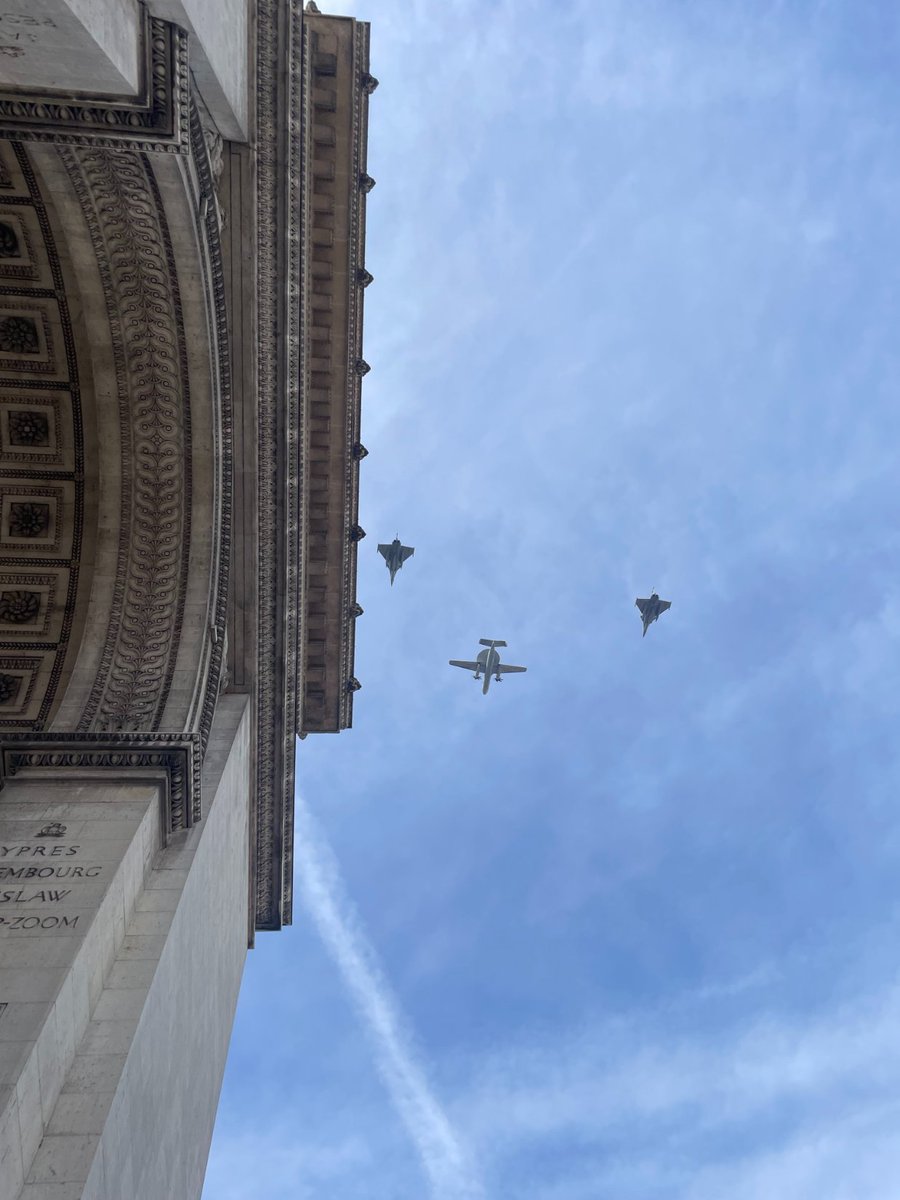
[
  {"x1": 0, "y1": 141, "x2": 88, "y2": 731},
  {"x1": 61, "y1": 147, "x2": 190, "y2": 734}
]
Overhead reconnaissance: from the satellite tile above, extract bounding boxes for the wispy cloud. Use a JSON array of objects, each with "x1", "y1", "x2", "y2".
[
  {"x1": 294, "y1": 791, "x2": 486, "y2": 1200},
  {"x1": 455, "y1": 974, "x2": 900, "y2": 1198}
]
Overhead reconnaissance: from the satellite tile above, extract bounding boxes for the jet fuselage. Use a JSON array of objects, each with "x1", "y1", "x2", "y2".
[{"x1": 474, "y1": 647, "x2": 501, "y2": 694}]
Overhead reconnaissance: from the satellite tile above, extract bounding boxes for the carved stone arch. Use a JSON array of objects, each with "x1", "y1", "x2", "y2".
[
  {"x1": 0, "y1": 138, "x2": 99, "y2": 732},
  {"x1": 11, "y1": 107, "x2": 230, "y2": 763}
]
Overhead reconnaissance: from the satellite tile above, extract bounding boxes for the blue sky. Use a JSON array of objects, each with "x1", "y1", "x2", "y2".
[{"x1": 203, "y1": 2, "x2": 900, "y2": 1196}]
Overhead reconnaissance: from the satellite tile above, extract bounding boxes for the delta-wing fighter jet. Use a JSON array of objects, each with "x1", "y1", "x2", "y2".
[
  {"x1": 449, "y1": 639, "x2": 527, "y2": 695},
  {"x1": 377, "y1": 537, "x2": 414, "y2": 585},
  {"x1": 635, "y1": 592, "x2": 671, "y2": 637}
]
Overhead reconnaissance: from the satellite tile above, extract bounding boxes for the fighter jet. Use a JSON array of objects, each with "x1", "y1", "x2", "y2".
[
  {"x1": 635, "y1": 592, "x2": 671, "y2": 637},
  {"x1": 377, "y1": 537, "x2": 414, "y2": 585},
  {"x1": 449, "y1": 639, "x2": 527, "y2": 695}
]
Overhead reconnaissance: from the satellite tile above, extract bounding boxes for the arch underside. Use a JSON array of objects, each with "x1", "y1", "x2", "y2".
[{"x1": 0, "y1": 126, "x2": 228, "y2": 754}]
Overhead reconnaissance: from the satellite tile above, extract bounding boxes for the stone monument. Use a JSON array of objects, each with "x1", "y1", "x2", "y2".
[{"x1": 0, "y1": 1, "x2": 372, "y2": 1195}]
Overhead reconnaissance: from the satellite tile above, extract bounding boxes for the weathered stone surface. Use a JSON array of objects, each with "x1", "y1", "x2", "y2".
[
  {"x1": 0, "y1": 0, "x2": 372, "y2": 1192},
  {"x1": 0, "y1": 1, "x2": 142, "y2": 96}
]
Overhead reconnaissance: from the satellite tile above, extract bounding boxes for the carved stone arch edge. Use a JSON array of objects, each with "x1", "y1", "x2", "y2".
[
  {"x1": 60, "y1": 146, "x2": 192, "y2": 736},
  {"x1": 0, "y1": 731, "x2": 200, "y2": 839},
  {"x1": 255, "y1": 0, "x2": 301, "y2": 932},
  {"x1": 185, "y1": 96, "x2": 232, "y2": 756},
  {"x1": 29, "y1": 92, "x2": 231, "y2": 761}
]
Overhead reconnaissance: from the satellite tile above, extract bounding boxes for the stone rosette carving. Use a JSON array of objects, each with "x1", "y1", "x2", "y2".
[
  {"x1": 0, "y1": 316, "x2": 38, "y2": 354},
  {"x1": 0, "y1": 590, "x2": 39, "y2": 624},
  {"x1": 0, "y1": 674, "x2": 20, "y2": 704},
  {"x1": 0, "y1": 221, "x2": 19, "y2": 257},
  {"x1": 8, "y1": 410, "x2": 49, "y2": 446},
  {"x1": 8, "y1": 502, "x2": 49, "y2": 539}
]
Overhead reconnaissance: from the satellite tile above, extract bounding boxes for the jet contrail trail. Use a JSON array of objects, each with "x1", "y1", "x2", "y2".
[{"x1": 294, "y1": 793, "x2": 486, "y2": 1200}]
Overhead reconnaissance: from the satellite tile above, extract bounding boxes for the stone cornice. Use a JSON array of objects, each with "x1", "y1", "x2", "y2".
[
  {"x1": 0, "y1": 730, "x2": 201, "y2": 836},
  {"x1": 254, "y1": 0, "x2": 302, "y2": 930},
  {"x1": 0, "y1": 13, "x2": 190, "y2": 154},
  {"x1": 300, "y1": 11, "x2": 371, "y2": 737},
  {"x1": 253, "y1": 3, "x2": 371, "y2": 929}
]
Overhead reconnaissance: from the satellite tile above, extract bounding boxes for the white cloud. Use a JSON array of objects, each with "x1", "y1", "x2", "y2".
[{"x1": 455, "y1": 978, "x2": 900, "y2": 1197}]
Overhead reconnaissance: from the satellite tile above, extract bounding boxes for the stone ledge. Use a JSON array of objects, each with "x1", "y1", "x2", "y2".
[
  {"x1": 0, "y1": 732, "x2": 201, "y2": 837},
  {"x1": 0, "y1": 15, "x2": 190, "y2": 154}
]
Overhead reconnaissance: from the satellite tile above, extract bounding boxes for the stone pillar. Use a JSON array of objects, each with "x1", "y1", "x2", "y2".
[{"x1": 0, "y1": 695, "x2": 249, "y2": 1199}]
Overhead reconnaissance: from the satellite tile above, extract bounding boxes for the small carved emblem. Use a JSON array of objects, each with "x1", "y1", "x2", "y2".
[
  {"x1": 361, "y1": 73, "x2": 379, "y2": 94},
  {"x1": 356, "y1": 268, "x2": 374, "y2": 288},
  {"x1": 8, "y1": 502, "x2": 50, "y2": 539},
  {"x1": 0, "y1": 316, "x2": 38, "y2": 354},
  {"x1": 359, "y1": 174, "x2": 376, "y2": 194},
  {"x1": 0, "y1": 673, "x2": 21, "y2": 704},
  {"x1": 37, "y1": 823, "x2": 66, "y2": 838},
  {"x1": 0, "y1": 590, "x2": 39, "y2": 623},
  {"x1": 355, "y1": 359, "x2": 371, "y2": 376},
  {"x1": 353, "y1": 442, "x2": 369, "y2": 460},
  {"x1": 0, "y1": 222, "x2": 19, "y2": 258},
  {"x1": 8, "y1": 410, "x2": 49, "y2": 446},
  {"x1": 351, "y1": 602, "x2": 364, "y2": 618},
  {"x1": 350, "y1": 525, "x2": 366, "y2": 541},
  {"x1": 346, "y1": 677, "x2": 362, "y2": 693}
]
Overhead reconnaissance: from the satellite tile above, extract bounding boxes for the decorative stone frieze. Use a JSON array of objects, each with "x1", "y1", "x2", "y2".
[
  {"x1": 298, "y1": 9, "x2": 370, "y2": 745},
  {"x1": 0, "y1": 141, "x2": 90, "y2": 732},
  {"x1": 62, "y1": 147, "x2": 191, "y2": 735},
  {"x1": 252, "y1": 3, "x2": 371, "y2": 928}
]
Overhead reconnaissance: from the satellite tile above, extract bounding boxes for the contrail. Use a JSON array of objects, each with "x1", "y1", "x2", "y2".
[{"x1": 294, "y1": 794, "x2": 486, "y2": 1200}]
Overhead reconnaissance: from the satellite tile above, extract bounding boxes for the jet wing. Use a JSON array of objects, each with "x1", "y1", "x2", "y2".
[
  {"x1": 377, "y1": 544, "x2": 392, "y2": 560},
  {"x1": 635, "y1": 598, "x2": 650, "y2": 614},
  {"x1": 400, "y1": 546, "x2": 415, "y2": 563},
  {"x1": 497, "y1": 664, "x2": 526, "y2": 674},
  {"x1": 658, "y1": 600, "x2": 671, "y2": 613},
  {"x1": 449, "y1": 660, "x2": 479, "y2": 671}
]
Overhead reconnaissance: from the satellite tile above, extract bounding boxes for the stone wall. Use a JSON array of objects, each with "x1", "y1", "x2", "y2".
[{"x1": 0, "y1": 693, "x2": 249, "y2": 1198}]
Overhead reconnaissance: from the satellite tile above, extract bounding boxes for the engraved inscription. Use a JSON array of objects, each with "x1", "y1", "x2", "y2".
[
  {"x1": 0, "y1": 915, "x2": 79, "y2": 929},
  {"x1": 0, "y1": 844, "x2": 79, "y2": 856},
  {"x1": 0, "y1": 864, "x2": 100, "y2": 879},
  {"x1": 0, "y1": 839, "x2": 100, "y2": 935},
  {"x1": 0, "y1": 888, "x2": 70, "y2": 903}
]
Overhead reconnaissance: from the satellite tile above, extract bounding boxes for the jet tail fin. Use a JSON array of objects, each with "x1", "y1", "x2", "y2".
[{"x1": 479, "y1": 638, "x2": 507, "y2": 648}]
